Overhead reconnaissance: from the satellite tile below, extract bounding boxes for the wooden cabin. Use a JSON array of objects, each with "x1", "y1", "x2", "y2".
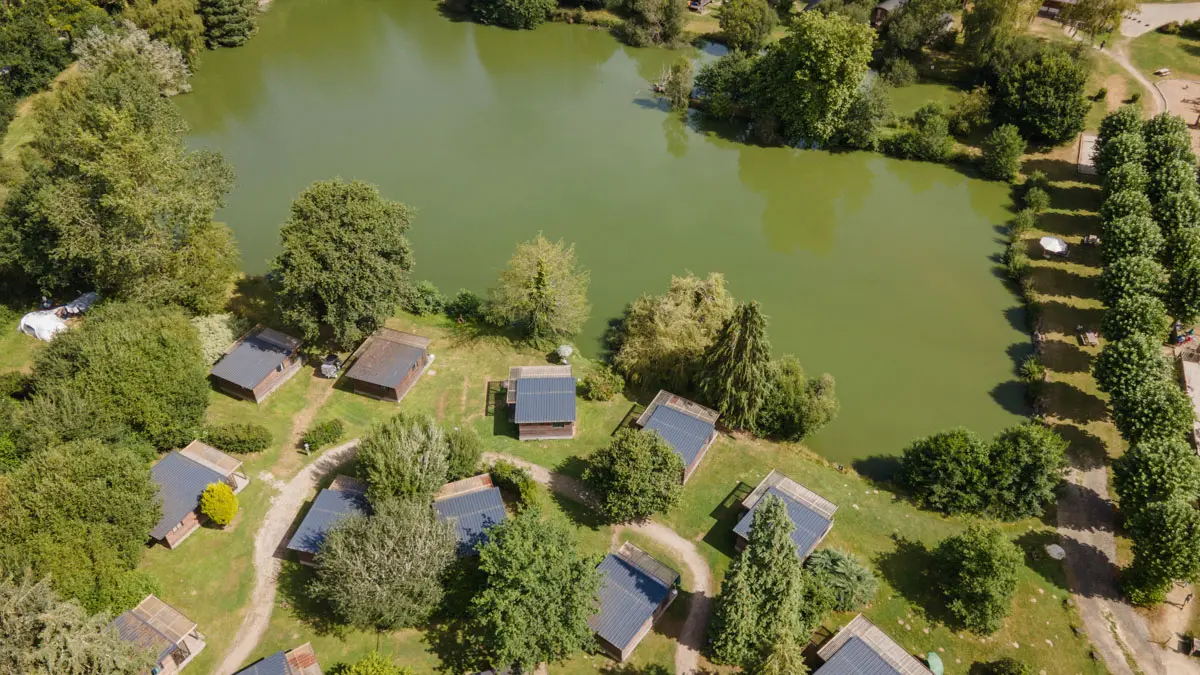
[
  {"x1": 634, "y1": 390, "x2": 719, "y2": 483},
  {"x1": 434, "y1": 474, "x2": 507, "y2": 556},
  {"x1": 150, "y1": 441, "x2": 249, "y2": 549},
  {"x1": 342, "y1": 328, "x2": 432, "y2": 402},
  {"x1": 110, "y1": 595, "x2": 206, "y2": 675},
  {"x1": 210, "y1": 326, "x2": 303, "y2": 404},
  {"x1": 589, "y1": 542, "x2": 680, "y2": 662},
  {"x1": 506, "y1": 365, "x2": 577, "y2": 440},
  {"x1": 733, "y1": 470, "x2": 837, "y2": 559}
]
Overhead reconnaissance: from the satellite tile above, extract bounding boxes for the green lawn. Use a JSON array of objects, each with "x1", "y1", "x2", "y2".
[
  {"x1": 0, "y1": 306, "x2": 41, "y2": 373},
  {"x1": 1130, "y1": 30, "x2": 1200, "y2": 82},
  {"x1": 890, "y1": 82, "x2": 964, "y2": 118}
]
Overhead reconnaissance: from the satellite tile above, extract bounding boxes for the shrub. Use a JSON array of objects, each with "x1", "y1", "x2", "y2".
[
  {"x1": 881, "y1": 58, "x2": 918, "y2": 87},
  {"x1": 302, "y1": 419, "x2": 344, "y2": 451},
  {"x1": 900, "y1": 428, "x2": 989, "y2": 514},
  {"x1": 489, "y1": 460, "x2": 544, "y2": 510},
  {"x1": 985, "y1": 657, "x2": 1033, "y2": 675},
  {"x1": 358, "y1": 414, "x2": 448, "y2": 503},
  {"x1": 885, "y1": 104, "x2": 953, "y2": 163},
  {"x1": 190, "y1": 313, "x2": 251, "y2": 365},
  {"x1": 804, "y1": 548, "x2": 878, "y2": 612},
  {"x1": 1159, "y1": 21, "x2": 1181, "y2": 34},
  {"x1": 1004, "y1": 242, "x2": 1030, "y2": 282},
  {"x1": 1023, "y1": 186, "x2": 1050, "y2": 213},
  {"x1": 445, "y1": 289, "x2": 485, "y2": 321},
  {"x1": 948, "y1": 85, "x2": 991, "y2": 135},
  {"x1": 471, "y1": 0, "x2": 557, "y2": 28},
  {"x1": 1129, "y1": 91, "x2": 1142, "y2": 103},
  {"x1": 1018, "y1": 354, "x2": 1045, "y2": 384},
  {"x1": 980, "y1": 124, "x2": 1025, "y2": 182},
  {"x1": 1010, "y1": 209, "x2": 1036, "y2": 234},
  {"x1": 579, "y1": 366, "x2": 625, "y2": 401},
  {"x1": 401, "y1": 280, "x2": 445, "y2": 316},
  {"x1": 934, "y1": 525, "x2": 1021, "y2": 634},
  {"x1": 200, "y1": 482, "x2": 238, "y2": 526},
  {"x1": 1094, "y1": 87, "x2": 1108, "y2": 101},
  {"x1": 583, "y1": 429, "x2": 684, "y2": 522},
  {"x1": 203, "y1": 423, "x2": 272, "y2": 454},
  {"x1": 446, "y1": 427, "x2": 483, "y2": 480}
]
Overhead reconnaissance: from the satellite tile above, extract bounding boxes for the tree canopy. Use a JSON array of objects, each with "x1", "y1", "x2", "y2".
[
  {"x1": 583, "y1": 428, "x2": 684, "y2": 522},
  {"x1": 198, "y1": 0, "x2": 257, "y2": 47},
  {"x1": 487, "y1": 234, "x2": 590, "y2": 344},
  {"x1": 1093, "y1": 333, "x2": 1171, "y2": 400},
  {"x1": 200, "y1": 482, "x2": 238, "y2": 526},
  {"x1": 1101, "y1": 292, "x2": 1168, "y2": 343},
  {"x1": 962, "y1": 0, "x2": 1038, "y2": 67},
  {"x1": 1113, "y1": 437, "x2": 1200, "y2": 516},
  {"x1": 1111, "y1": 376, "x2": 1194, "y2": 445},
  {"x1": 1124, "y1": 499, "x2": 1200, "y2": 605},
  {"x1": 758, "y1": 356, "x2": 839, "y2": 441},
  {"x1": 993, "y1": 46, "x2": 1089, "y2": 144},
  {"x1": 899, "y1": 428, "x2": 990, "y2": 515},
  {"x1": 981, "y1": 124, "x2": 1025, "y2": 182},
  {"x1": 933, "y1": 525, "x2": 1021, "y2": 634},
  {"x1": 698, "y1": 301, "x2": 774, "y2": 431},
  {"x1": 270, "y1": 179, "x2": 415, "y2": 349},
  {"x1": 358, "y1": 413, "x2": 451, "y2": 505},
  {"x1": 720, "y1": 0, "x2": 778, "y2": 52}
]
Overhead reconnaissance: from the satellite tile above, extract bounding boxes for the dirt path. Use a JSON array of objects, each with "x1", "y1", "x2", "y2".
[
  {"x1": 1107, "y1": 43, "x2": 1168, "y2": 114},
  {"x1": 214, "y1": 439, "x2": 360, "y2": 675},
  {"x1": 482, "y1": 452, "x2": 714, "y2": 674},
  {"x1": 275, "y1": 374, "x2": 338, "y2": 476}
]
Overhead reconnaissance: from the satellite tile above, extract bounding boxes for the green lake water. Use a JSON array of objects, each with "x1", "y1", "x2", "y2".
[{"x1": 175, "y1": 0, "x2": 1029, "y2": 465}]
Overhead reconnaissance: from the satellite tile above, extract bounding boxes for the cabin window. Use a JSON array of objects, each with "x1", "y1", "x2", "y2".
[{"x1": 552, "y1": 422, "x2": 567, "y2": 429}]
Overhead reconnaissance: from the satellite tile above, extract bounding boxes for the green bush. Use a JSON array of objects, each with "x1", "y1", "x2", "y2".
[
  {"x1": 579, "y1": 366, "x2": 625, "y2": 401},
  {"x1": 881, "y1": 58, "x2": 918, "y2": 87},
  {"x1": 934, "y1": 525, "x2": 1021, "y2": 634},
  {"x1": 1018, "y1": 354, "x2": 1045, "y2": 384},
  {"x1": 447, "y1": 427, "x2": 483, "y2": 480},
  {"x1": 1023, "y1": 186, "x2": 1050, "y2": 213},
  {"x1": 472, "y1": 0, "x2": 557, "y2": 28},
  {"x1": 203, "y1": 423, "x2": 272, "y2": 454},
  {"x1": 804, "y1": 548, "x2": 878, "y2": 612},
  {"x1": 490, "y1": 460, "x2": 545, "y2": 510},
  {"x1": 884, "y1": 104, "x2": 953, "y2": 163},
  {"x1": 1094, "y1": 87, "x2": 1109, "y2": 101},
  {"x1": 985, "y1": 657, "x2": 1033, "y2": 675},
  {"x1": 402, "y1": 280, "x2": 445, "y2": 316},
  {"x1": 1159, "y1": 21, "x2": 1181, "y2": 34},
  {"x1": 191, "y1": 313, "x2": 251, "y2": 365},
  {"x1": 1010, "y1": 208, "x2": 1036, "y2": 234},
  {"x1": 1004, "y1": 241, "x2": 1030, "y2": 282},
  {"x1": 302, "y1": 419, "x2": 345, "y2": 451},
  {"x1": 980, "y1": 124, "x2": 1025, "y2": 182},
  {"x1": 445, "y1": 289, "x2": 485, "y2": 321},
  {"x1": 200, "y1": 482, "x2": 238, "y2": 526}
]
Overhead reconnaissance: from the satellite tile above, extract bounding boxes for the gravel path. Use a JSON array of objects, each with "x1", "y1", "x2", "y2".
[
  {"x1": 483, "y1": 452, "x2": 714, "y2": 674},
  {"x1": 214, "y1": 439, "x2": 360, "y2": 675}
]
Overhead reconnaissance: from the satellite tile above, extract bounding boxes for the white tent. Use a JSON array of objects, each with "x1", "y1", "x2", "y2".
[
  {"x1": 18, "y1": 310, "x2": 68, "y2": 341},
  {"x1": 1040, "y1": 236, "x2": 1069, "y2": 256}
]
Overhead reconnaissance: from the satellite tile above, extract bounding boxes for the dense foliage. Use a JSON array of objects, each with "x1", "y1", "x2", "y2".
[
  {"x1": 358, "y1": 414, "x2": 450, "y2": 504},
  {"x1": 992, "y1": 46, "x2": 1089, "y2": 143},
  {"x1": 1097, "y1": 255, "x2": 1163, "y2": 307},
  {"x1": 203, "y1": 422, "x2": 272, "y2": 454},
  {"x1": 472, "y1": 0, "x2": 556, "y2": 28},
  {"x1": 583, "y1": 429, "x2": 684, "y2": 522},
  {"x1": 758, "y1": 356, "x2": 839, "y2": 441},
  {"x1": 466, "y1": 509, "x2": 600, "y2": 671},
  {"x1": 1111, "y1": 375, "x2": 1194, "y2": 444},
  {"x1": 335, "y1": 653, "x2": 415, "y2": 675},
  {"x1": 271, "y1": 179, "x2": 414, "y2": 349},
  {"x1": 720, "y1": 0, "x2": 777, "y2": 52},
  {"x1": 1113, "y1": 437, "x2": 1200, "y2": 517},
  {"x1": 302, "y1": 419, "x2": 344, "y2": 451},
  {"x1": 578, "y1": 365, "x2": 625, "y2": 402},
  {"x1": 980, "y1": 124, "x2": 1024, "y2": 181},
  {"x1": 198, "y1": 0, "x2": 256, "y2": 47},
  {"x1": 803, "y1": 548, "x2": 878, "y2": 612},
  {"x1": 1101, "y1": 214, "x2": 1163, "y2": 265},
  {"x1": 446, "y1": 427, "x2": 483, "y2": 480},
  {"x1": 125, "y1": 0, "x2": 206, "y2": 65},
  {"x1": 933, "y1": 525, "x2": 1021, "y2": 634},
  {"x1": 698, "y1": 301, "x2": 773, "y2": 430},
  {"x1": 620, "y1": 0, "x2": 687, "y2": 47},
  {"x1": 200, "y1": 482, "x2": 238, "y2": 526},
  {"x1": 191, "y1": 313, "x2": 250, "y2": 365},
  {"x1": 487, "y1": 234, "x2": 590, "y2": 344},
  {"x1": 402, "y1": 280, "x2": 446, "y2": 316},
  {"x1": 1092, "y1": 333, "x2": 1170, "y2": 401},
  {"x1": 1124, "y1": 499, "x2": 1200, "y2": 604},
  {"x1": 884, "y1": 103, "x2": 953, "y2": 163},
  {"x1": 1100, "y1": 293, "x2": 1168, "y2": 343},
  {"x1": 310, "y1": 499, "x2": 456, "y2": 630}
]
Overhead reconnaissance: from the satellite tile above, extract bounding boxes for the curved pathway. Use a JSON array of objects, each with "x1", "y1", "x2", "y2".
[
  {"x1": 482, "y1": 452, "x2": 714, "y2": 674},
  {"x1": 215, "y1": 439, "x2": 360, "y2": 675}
]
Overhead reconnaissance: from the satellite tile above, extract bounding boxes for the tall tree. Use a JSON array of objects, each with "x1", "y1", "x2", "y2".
[
  {"x1": 1094, "y1": 132, "x2": 1146, "y2": 178},
  {"x1": 309, "y1": 499, "x2": 457, "y2": 630},
  {"x1": 750, "y1": 11, "x2": 875, "y2": 143},
  {"x1": 471, "y1": 0, "x2": 557, "y2": 29},
  {"x1": 197, "y1": 0, "x2": 256, "y2": 48},
  {"x1": 879, "y1": 0, "x2": 956, "y2": 57},
  {"x1": 487, "y1": 234, "x2": 590, "y2": 345},
  {"x1": 1096, "y1": 104, "x2": 1144, "y2": 160},
  {"x1": 1093, "y1": 333, "x2": 1170, "y2": 400},
  {"x1": 0, "y1": 0, "x2": 73, "y2": 98},
  {"x1": 270, "y1": 179, "x2": 414, "y2": 349},
  {"x1": 981, "y1": 124, "x2": 1025, "y2": 182},
  {"x1": 613, "y1": 272, "x2": 735, "y2": 391},
  {"x1": 961, "y1": 0, "x2": 1038, "y2": 67},
  {"x1": 0, "y1": 575, "x2": 152, "y2": 675},
  {"x1": 467, "y1": 509, "x2": 600, "y2": 671},
  {"x1": 984, "y1": 423, "x2": 1066, "y2": 520},
  {"x1": 1097, "y1": 254, "x2": 1164, "y2": 307},
  {"x1": 1111, "y1": 376, "x2": 1194, "y2": 444},
  {"x1": 1113, "y1": 437, "x2": 1200, "y2": 516},
  {"x1": 1065, "y1": 0, "x2": 1139, "y2": 40},
  {"x1": 357, "y1": 413, "x2": 451, "y2": 505},
  {"x1": 73, "y1": 22, "x2": 192, "y2": 97},
  {"x1": 583, "y1": 428, "x2": 684, "y2": 523},
  {"x1": 720, "y1": 0, "x2": 777, "y2": 52},
  {"x1": 933, "y1": 525, "x2": 1021, "y2": 634},
  {"x1": 758, "y1": 356, "x2": 839, "y2": 441},
  {"x1": 124, "y1": 0, "x2": 206, "y2": 65},
  {"x1": 1101, "y1": 292, "x2": 1168, "y2": 342},
  {"x1": 1169, "y1": 251, "x2": 1200, "y2": 324},
  {"x1": 1102, "y1": 214, "x2": 1163, "y2": 265},
  {"x1": 899, "y1": 428, "x2": 989, "y2": 515},
  {"x1": 993, "y1": 46, "x2": 1089, "y2": 144},
  {"x1": 1124, "y1": 499, "x2": 1200, "y2": 605},
  {"x1": 697, "y1": 301, "x2": 773, "y2": 430}
]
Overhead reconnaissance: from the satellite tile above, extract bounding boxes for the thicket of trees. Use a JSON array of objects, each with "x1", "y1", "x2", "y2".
[
  {"x1": 583, "y1": 428, "x2": 684, "y2": 522},
  {"x1": 487, "y1": 234, "x2": 590, "y2": 345},
  {"x1": 358, "y1": 413, "x2": 462, "y2": 505}
]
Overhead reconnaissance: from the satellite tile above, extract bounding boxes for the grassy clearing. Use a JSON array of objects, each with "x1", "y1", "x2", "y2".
[
  {"x1": 890, "y1": 82, "x2": 964, "y2": 118},
  {"x1": 1129, "y1": 30, "x2": 1200, "y2": 82},
  {"x1": 0, "y1": 307, "x2": 41, "y2": 373}
]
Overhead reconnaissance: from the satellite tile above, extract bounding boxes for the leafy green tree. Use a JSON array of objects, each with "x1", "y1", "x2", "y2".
[
  {"x1": 29, "y1": 303, "x2": 208, "y2": 449},
  {"x1": 191, "y1": 313, "x2": 250, "y2": 365},
  {"x1": 803, "y1": 548, "x2": 878, "y2": 612},
  {"x1": 1154, "y1": 190, "x2": 1200, "y2": 238},
  {"x1": 200, "y1": 482, "x2": 238, "y2": 525},
  {"x1": 1097, "y1": 255, "x2": 1163, "y2": 307},
  {"x1": 1111, "y1": 376, "x2": 1194, "y2": 444},
  {"x1": 948, "y1": 85, "x2": 993, "y2": 135},
  {"x1": 750, "y1": 11, "x2": 875, "y2": 143},
  {"x1": 720, "y1": 0, "x2": 777, "y2": 52},
  {"x1": 961, "y1": 0, "x2": 1037, "y2": 66},
  {"x1": 981, "y1": 124, "x2": 1025, "y2": 181},
  {"x1": 879, "y1": 0, "x2": 955, "y2": 57},
  {"x1": 1095, "y1": 132, "x2": 1146, "y2": 177},
  {"x1": 663, "y1": 57, "x2": 694, "y2": 112},
  {"x1": 310, "y1": 499, "x2": 456, "y2": 630},
  {"x1": 583, "y1": 428, "x2": 684, "y2": 522},
  {"x1": 0, "y1": 0, "x2": 72, "y2": 98},
  {"x1": 0, "y1": 63, "x2": 237, "y2": 311},
  {"x1": 1097, "y1": 104, "x2": 1144, "y2": 155},
  {"x1": 1065, "y1": 0, "x2": 1138, "y2": 42},
  {"x1": 1100, "y1": 189, "x2": 1153, "y2": 226},
  {"x1": 899, "y1": 428, "x2": 989, "y2": 514},
  {"x1": 487, "y1": 234, "x2": 590, "y2": 344},
  {"x1": 614, "y1": 272, "x2": 734, "y2": 391},
  {"x1": 578, "y1": 365, "x2": 625, "y2": 402},
  {"x1": 1168, "y1": 253, "x2": 1200, "y2": 325},
  {"x1": 0, "y1": 440, "x2": 161, "y2": 613},
  {"x1": 270, "y1": 179, "x2": 414, "y2": 349},
  {"x1": 472, "y1": 0, "x2": 556, "y2": 28},
  {"x1": 444, "y1": 289, "x2": 485, "y2": 321},
  {"x1": 885, "y1": 103, "x2": 954, "y2": 162},
  {"x1": 993, "y1": 46, "x2": 1089, "y2": 143},
  {"x1": 1101, "y1": 292, "x2": 1169, "y2": 342},
  {"x1": 1142, "y1": 113, "x2": 1194, "y2": 176},
  {"x1": 983, "y1": 657, "x2": 1033, "y2": 675},
  {"x1": 758, "y1": 356, "x2": 839, "y2": 441},
  {"x1": 835, "y1": 78, "x2": 892, "y2": 151},
  {"x1": 1102, "y1": 214, "x2": 1163, "y2": 264},
  {"x1": 467, "y1": 509, "x2": 600, "y2": 671},
  {"x1": 446, "y1": 427, "x2": 483, "y2": 481},
  {"x1": 358, "y1": 413, "x2": 450, "y2": 504},
  {"x1": 1148, "y1": 159, "x2": 1198, "y2": 206},
  {"x1": 1093, "y1": 333, "x2": 1170, "y2": 399},
  {"x1": 695, "y1": 50, "x2": 756, "y2": 121},
  {"x1": 197, "y1": 0, "x2": 256, "y2": 47},
  {"x1": 1103, "y1": 162, "x2": 1150, "y2": 196},
  {"x1": 1124, "y1": 499, "x2": 1200, "y2": 605},
  {"x1": 621, "y1": 0, "x2": 687, "y2": 46},
  {"x1": 708, "y1": 546, "x2": 760, "y2": 666},
  {"x1": 984, "y1": 423, "x2": 1066, "y2": 519},
  {"x1": 1113, "y1": 437, "x2": 1200, "y2": 516},
  {"x1": 125, "y1": 0, "x2": 206, "y2": 65},
  {"x1": 1168, "y1": 227, "x2": 1200, "y2": 269},
  {"x1": 698, "y1": 301, "x2": 774, "y2": 430},
  {"x1": 0, "y1": 575, "x2": 153, "y2": 675},
  {"x1": 336, "y1": 653, "x2": 413, "y2": 675},
  {"x1": 933, "y1": 525, "x2": 1020, "y2": 634}
]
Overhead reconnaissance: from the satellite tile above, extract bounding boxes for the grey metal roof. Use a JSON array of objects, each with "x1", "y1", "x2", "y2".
[
  {"x1": 434, "y1": 487, "x2": 507, "y2": 556},
  {"x1": 109, "y1": 612, "x2": 177, "y2": 665},
  {"x1": 874, "y1": 0, "x2": 908, "y2": 11},
  {"x1": 588, "y1": 554, "x2": 672, "y2": 652},
  {"x1": 210, "y1": 328, "x2": 300, "y2": 390},
  {"x1": 233, "y1": 651, "x2": 291, "y2": 675},
  {"x1": 733, "y1": 487, "x2": 834, "y2": 559},
  {"x1": 345, "y1": 337, "x2": 426, "y2": 389},
  {"x1": 643, "y1": 405, "x2": 715, "y2": 470},
  {"x1": 815, "y1": 637, "x2": 903, "y2": 675},
  {"x1": 286, "y1": 488, "x2": 369, "y2": 555},
  {"x1": 149, "y1": 451, "x2": 226, "y2": 540},
  {"x1": 513, "y1": 377, "x2": 576, "y2": 424}
]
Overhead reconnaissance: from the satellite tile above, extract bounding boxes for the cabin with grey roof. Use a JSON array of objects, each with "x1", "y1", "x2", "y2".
[
  {"x1": 733, "y1": 470, "x2": 837, "y2": 560},
  {"x1": 588, "y1": 542, "x2": 679, "y2": 662},
  {"x1": 505, "y1": 365, "x2": 577, "y2": 440},
  {"x1": 210, "y1": 326, "x2": 303, "y2": 404}
]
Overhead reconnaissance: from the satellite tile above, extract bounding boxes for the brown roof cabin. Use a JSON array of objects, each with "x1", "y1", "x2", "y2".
[
  {"x1": 110, "y1": 595, "x2": 206, "y2": 675},
  {"x1": 342, "y1": 328, "x2": 432, "y2": 402},
  {"x1": 505, "y1": 365, "x2": 577, "y2": 441},
  {"x1": 733, "y1": 470, "x2": 837, "y2": 559},
  {"x1": 233, "y1": 642, "x2": 324, "y2": 675},
  {"x1": 210, "y1": 326, "x2": 303, "y2": 404},
  {"x1": 814, "y1": 614, "x2": 934, "y2": 675},
  {"x1": 150, "y1": 441, "x2": 250, "y2": 549},
  {"x1": 634, "y1": 390, "x2": 719, "y2": 483},
  {"x1": 589, "y1": 542, "x2": 680, "y2": 662}
]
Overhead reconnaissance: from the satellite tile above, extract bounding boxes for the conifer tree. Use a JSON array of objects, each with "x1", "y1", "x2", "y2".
[
  {"x1": 698, "y1": 301, "x2": 773, "y2": 430},
  {"x1": 198, "y1": 0, "x2": 256, "y2": 48}
]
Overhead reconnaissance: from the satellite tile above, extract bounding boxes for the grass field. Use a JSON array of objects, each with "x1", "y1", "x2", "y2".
[
  {"x1": 0, "y1": 307, "x2": 42, "y2": 373},
  {"x1": 1130, "y1": 30, "x2": 1200, "y2": 82}
]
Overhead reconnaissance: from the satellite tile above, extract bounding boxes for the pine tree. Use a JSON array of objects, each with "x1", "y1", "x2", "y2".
[
  {"x1": 198, "y1": 0, "x2": 256, "y2": 48},
  {"x1": 698, "y1": 301, "x2": 773, "y2": 430},
  {"x1": 708, "y1": 555, "x2": 759, "y2": 666}
]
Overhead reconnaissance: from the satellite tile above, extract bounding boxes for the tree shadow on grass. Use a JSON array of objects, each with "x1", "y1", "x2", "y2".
[
  {"x1": 1039, "y1": 381, "x2": 1108, "y2": 423},
  {"x1": 1052, "y1": 423, "x2": 1108, "y2": 471},
  {"x1": 1047, "y1": 183, "x2": 1103, "y2": 214},
  {"x1": 1028, "y1": 265, "x2": 1099, "y2": 301},
  {"x1": 1040, "y1": 339, "x2": 1094, "y2": 374},
  {"x1": 873, "y1": 535, "x2": 957, "y2": 628},
  {"x1": 1015, "y1": 530, "x2": 1073, "y2": 593},
  {"x1": 1021, "y1": 156, "x2": 1097, "y2": 185},
  {"x1": 1037, "y1": 300, "x2": 1105, "y2": 334},
  {"x1": 852, "y1": 455, "x2": 903, "y2": 484},
  {"x1": 228, "y1": 276, "x2": 282, "y2": 328},
  {"x1": 1054, "y1": 480, "x2": 1117, "y2": 534},
  {"x1": 552, "y1": 488, "x2": 608, "y2": 531},
  {"x1": 426, "y1": 556, "x2": 490, "y2": 675},
  {"x1": 1038, "y1": 211, "x2": 1101, "y2": 239},
  {"x1": 702, "y1": 482, "x2": 752, "y2": 560},
  {"x1": 276, "y1": 560, "x2": 350, "y2": 637}
]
